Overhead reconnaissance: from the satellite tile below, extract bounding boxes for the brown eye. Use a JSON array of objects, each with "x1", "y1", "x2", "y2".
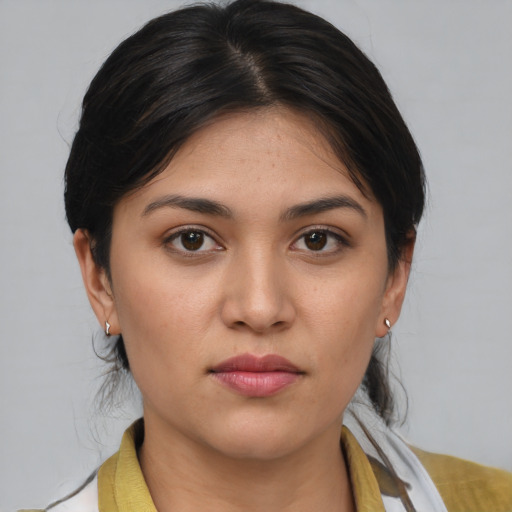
[
  {"x1": 304, "y1": 231, "x2": 327, "y2": 251},
  {"x1": 292, "y1": 229, "x2": 347, "y2": 255},
  {"x1": 167, "y1": 228, "x2": 220, "y2": 254},
  {"x1": 181, "y1": 231, "x2": 204, "y2": 251}
]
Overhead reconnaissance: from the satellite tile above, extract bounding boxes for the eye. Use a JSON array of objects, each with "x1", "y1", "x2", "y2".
[
  {"x1": 166, "y1": 228, "x2": 221, "y2": 253},
  {"x1": 293, "y1": 229, "x2": 347, "y2": 254}
]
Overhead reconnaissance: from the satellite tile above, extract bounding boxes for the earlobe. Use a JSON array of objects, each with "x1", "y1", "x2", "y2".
[
  {"x1": 375, "y1": 236, "x2": 415, "y2": 338},
  {"x1": 73, "y1": 229, "x2": 119, "y2": 336}
]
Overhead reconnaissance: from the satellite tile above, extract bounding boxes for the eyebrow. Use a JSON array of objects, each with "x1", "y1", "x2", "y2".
[
  {"x1": 141, "y1": 193, "x2": 366, "y2": 221},
  {"x1": 281, "y1": 195, "x2": 367, "y2": 221},
  {"x1": 142, "y1": 194, "x2": 233, "y2": 218}
]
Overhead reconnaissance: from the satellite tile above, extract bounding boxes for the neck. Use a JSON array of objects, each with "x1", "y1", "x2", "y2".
[{"x1": 139, "y1": 417, "x2": 355, "y2": 512}]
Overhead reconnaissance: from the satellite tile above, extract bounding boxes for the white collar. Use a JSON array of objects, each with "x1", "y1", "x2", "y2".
[
  {"x1": 344, "y1": 406, "x2": 448, "y2": 512},
  {"x1": 47, "y1": 475, "x2": 98, "y2": 512}
]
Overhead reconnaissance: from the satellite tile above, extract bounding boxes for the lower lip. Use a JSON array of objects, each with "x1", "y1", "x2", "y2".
[{"x1": 212, "y1": 371, "x2": 300, "y2": 397}]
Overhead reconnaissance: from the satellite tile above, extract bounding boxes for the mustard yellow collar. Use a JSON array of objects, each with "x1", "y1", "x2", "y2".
[
  {"x1": 98, "y1": 420, "x2": 385, "y2": 512},
  {"x1": 98, "y1": 421, "x2": 156, "y2": 512}
]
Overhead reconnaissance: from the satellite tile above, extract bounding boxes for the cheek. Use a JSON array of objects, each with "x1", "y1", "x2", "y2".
[
  {"x1": 298, "y1": 268, "x2": 384, "y2": 399},
  {"x1": 300, "y1": 267, "x2": 385, "y2": 344},
  {"x1": 112, "y1": 245, "x2": 212, "y2": 325},
  {"x1": 109, "y1": 257, "x2": 218, "y2": 383}
]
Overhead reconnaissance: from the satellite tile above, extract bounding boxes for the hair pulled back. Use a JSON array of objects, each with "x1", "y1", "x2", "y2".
[{"x1": 65, "y1": 0, "x2": 425, "y2": 424}]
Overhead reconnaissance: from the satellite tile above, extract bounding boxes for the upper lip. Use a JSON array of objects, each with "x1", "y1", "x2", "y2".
[{"x1": 211, "y1": 353, "x2": 303, "y2": 373}]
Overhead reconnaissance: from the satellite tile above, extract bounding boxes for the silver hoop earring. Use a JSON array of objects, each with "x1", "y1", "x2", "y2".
[
  {"x1": 105, "y1": 321, "x2": 111, "y2": 337},
  {"x1": 384, "y1": 318, "x2": 391, "y2": 330}
]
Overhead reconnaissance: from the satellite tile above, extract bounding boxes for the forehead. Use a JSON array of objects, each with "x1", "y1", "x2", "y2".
[{"x1": 116, "y1": 108, "x2": 379, "y2": 220}]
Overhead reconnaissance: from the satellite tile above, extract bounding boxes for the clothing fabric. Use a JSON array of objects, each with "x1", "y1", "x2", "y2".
[{"x1": 26, "y1": 418, "x2": 512, "y2": 512}]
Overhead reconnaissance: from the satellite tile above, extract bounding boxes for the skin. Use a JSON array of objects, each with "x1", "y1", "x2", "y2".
[{"x1": 75, "y1": 108, "x2": 413, "y2": 512}]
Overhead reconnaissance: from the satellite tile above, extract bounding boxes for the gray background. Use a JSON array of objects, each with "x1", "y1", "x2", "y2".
[{"x1": 1, "y1": 0, "x2": 511, "y2": 509}]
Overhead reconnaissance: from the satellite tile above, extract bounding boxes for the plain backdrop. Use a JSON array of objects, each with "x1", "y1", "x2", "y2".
[{"x1": 1, "y1": 0, "x2": 511, "y2": 509}]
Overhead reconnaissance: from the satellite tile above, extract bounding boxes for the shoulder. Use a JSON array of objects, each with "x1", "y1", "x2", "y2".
[{"x1": 411, "y1": 446, "x2": 512, "y2": 512}]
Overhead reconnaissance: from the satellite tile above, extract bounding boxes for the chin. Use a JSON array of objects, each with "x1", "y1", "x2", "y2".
[
  {"x1": 213, "y1": 434, "x2": 300, "y2": 461},
  {"x1": 203, "y1": 413, "x2": 310, "y2": 461}
]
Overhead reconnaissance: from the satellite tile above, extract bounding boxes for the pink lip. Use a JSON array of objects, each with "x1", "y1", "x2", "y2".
[{"x1": 210, "y1": 354, "x2": 303, "y2": 397}]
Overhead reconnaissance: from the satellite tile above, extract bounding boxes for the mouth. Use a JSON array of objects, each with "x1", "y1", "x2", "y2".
[{"x1": 209, "y1": 353, "x2": 304, "y2": 397}]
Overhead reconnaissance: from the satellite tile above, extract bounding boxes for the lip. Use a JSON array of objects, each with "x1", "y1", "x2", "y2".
[{"x1": 210, "y1": 354, "x2": 303, "y2": 397}]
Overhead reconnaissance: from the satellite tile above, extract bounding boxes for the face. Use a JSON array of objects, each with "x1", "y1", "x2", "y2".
[{"x1": 76, "y1": 109, "x2": 410, "y2": 460}]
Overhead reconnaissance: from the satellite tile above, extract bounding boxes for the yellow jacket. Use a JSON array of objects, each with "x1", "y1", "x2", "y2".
[{"x1": 23, "y1": 421, "x2": 512, "y2": 511}]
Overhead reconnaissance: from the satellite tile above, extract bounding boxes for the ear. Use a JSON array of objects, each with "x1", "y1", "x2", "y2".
[
  {"x1": 375, "y1": 234, "x2": 415, "y2": 338},
  {"x1": 73, "y1": 229, "x2": 120, "y2": 336}
]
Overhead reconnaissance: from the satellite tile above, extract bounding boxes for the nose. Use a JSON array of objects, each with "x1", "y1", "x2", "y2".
[{"x1": 220, "y1": 249, "x2": 296, "y2": 334}]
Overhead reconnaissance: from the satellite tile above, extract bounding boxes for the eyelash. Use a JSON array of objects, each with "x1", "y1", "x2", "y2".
[
  {"x1": 291, "y1": 227, "x2": 350, "y2": 256},
  {"x1": 164, "y1": 226, "x2": 223, "y2": 256},
  {"x1": 163, "y1": 226, "x2": 350, "y2": 256}
]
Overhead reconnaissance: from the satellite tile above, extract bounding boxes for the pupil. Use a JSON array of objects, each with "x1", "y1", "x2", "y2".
[
  {"x1": 181, "y1": 232, "x2": 204, "y2": 251},
  {"x1": 305, "y1": 232, "x2": 327, "y2": 250}
]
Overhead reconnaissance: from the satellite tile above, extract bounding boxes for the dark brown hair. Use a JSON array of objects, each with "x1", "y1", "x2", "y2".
[{"x1": 65, "y1": 0, "x2": 425, "y2": 424}]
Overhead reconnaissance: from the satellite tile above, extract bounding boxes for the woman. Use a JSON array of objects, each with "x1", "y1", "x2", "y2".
[{"x1": 24, "y1": 0, "x2": 512, "y2": 510}]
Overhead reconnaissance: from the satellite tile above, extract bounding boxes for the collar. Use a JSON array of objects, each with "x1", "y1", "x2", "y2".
[
  {"x1": 98, "y1": 420, "x2": 156, "y2": 512},
  {"x1": 97, "y1": 419, "x2": 388, "y2": 511}
]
